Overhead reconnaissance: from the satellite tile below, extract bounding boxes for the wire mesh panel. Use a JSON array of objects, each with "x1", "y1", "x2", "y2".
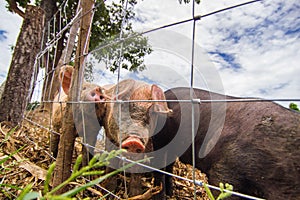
[{"x1": 23, "y1": 0, "x2": 300, "y2": 199}]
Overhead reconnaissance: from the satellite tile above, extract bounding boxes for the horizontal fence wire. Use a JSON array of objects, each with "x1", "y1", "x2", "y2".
[
  {"x1": 95, "y1": 148, "x2": 265, "y2": 200},
  {"x1": 24, "y1": 115, "x2": 266, "y2": 200},
  {"x1": 23, "y1": 0, "x2": 297, "y2": 200},
  {"x1": 23, "y1": 117, "x2": 121, "y2": 199},
  {"x1": 88, "y1": 0, "x2": 263, "y2": 58},
  {"x1": 21, "y1": 118, "x2": 121, "y2": 199},
  {"x1": 42, "y1": 98, "x2": 300, "y2": 104},
  {"x1": 23, "y1": 116, "x2": 266, "y2": 200}
]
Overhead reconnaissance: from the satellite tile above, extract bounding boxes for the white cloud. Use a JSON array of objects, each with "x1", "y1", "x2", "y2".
[
  {"x1": 0, "y1": 0, "x2": 299, "y2": 108},
  {"x1": 0, "y1": 1, "x2": 22, "y2": 83},
  {"x1": 196, "y1": 0, "x2": 300, "y2": 99},
  {"x1": 94, "y1": 0, "x2": 300, "y2": 107}
]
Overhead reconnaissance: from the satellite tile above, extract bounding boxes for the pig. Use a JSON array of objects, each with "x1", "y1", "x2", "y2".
[
  {"x1": 101, "y1": 79, "x2": 172, "y2": 196},
  {"x1": 102, "y1": 79, "x2": 172, "y2": 154},
  {"x1": 152, "y1": 87, "x2": 300, "y2": 200},
  {"x1": 51, "y1": 65, "x2": 109, "y2": 160}
]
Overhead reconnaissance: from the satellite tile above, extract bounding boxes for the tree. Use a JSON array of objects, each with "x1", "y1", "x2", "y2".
[
  {"x1": 1, "y1": 0, "x2": 152, "y2": 122},
  {"x1": 289, "y1": 103, "x2": 299, "y2": 112},
  {"x1": 88, "y1": 0, "x2": 152, "y2": 77},
  {"x1": 0, "y1": 2, "x2": 45, "y2": 126},
  {"x1": 38, "y1": 0, "x2": 152, "y2": 108},
  {"x1": 38, "y1": 0, "x2": 152, "y2": 104}
]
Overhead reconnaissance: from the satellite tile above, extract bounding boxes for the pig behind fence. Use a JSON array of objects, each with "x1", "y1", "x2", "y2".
[
  {"x1": 51, "y1": 72, "x2": 299, "y2": 199},
  {"x1": 152, "y1": 87, "x2": 300, "y2": 200},
  {"x1": 50, "y1": 65, "x2": 108, "y2": 159},
  {"x1": 99, "y1": 79, "x2": 172, "y2": 196},
  {"x1": 52, "y1": 75, "x2": 172, "y2": 197},
  {"x1": 102, "y1": 79, "x2": 172, "y2": 154}
]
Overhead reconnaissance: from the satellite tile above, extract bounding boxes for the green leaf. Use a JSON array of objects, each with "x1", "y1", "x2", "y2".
[
  {"x1": 23, "y1": 192, "x2": 41, "y2": 200},
  {"x1": 0, "y1": 126, "x2": 17, "y2": 147},
  {"x1": 16, "y1": 183, "x2": 33, "y2": 200},
  {"x1": 289, "y1": 103, "x2": 300, "y2": 111},
  {"x1": 73, "y1": 155, "x2": 82, "y2": 172},
  {"x1": 0, "y1": 183, "x2": 22, "y2": 191},
  {"x1": 61, "y1": 156, "x2": 147, "y2": 197},
  {"x1": 203, "y1": 183, "x2": 215, "y2": 200},
  {"x1": 0, "y1": 145, "x2": 26, "y2": 165},
  {"x1": 43, "y1": 162, "x2": 56, "y2": 195},
  {"x1": 82, "y1": 170, "x2": 105, "y2": 176}
]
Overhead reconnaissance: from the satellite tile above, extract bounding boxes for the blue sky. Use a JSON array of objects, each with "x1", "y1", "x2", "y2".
[
  {"x1": 0, "y1": 0, "x2": 299, "y2": 107},
  {"x1": 115, "y1": 0, "x2": 300, "y2": 106},
  {"x1": 0, "y1": 30, "x2": 7, "y2": 41}
]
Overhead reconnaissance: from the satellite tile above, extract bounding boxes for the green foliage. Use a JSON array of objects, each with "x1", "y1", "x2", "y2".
[
  {"x1": 203, "y1": 182, "x2": 233, "y2": 200},
  {"x1": 8, "y1": 149, "x2": 148, "y2": 199},
  {"x1": 86, "y1": 0, "x2": 152, "y2": 79},
  {"x1": 90, "y1": 32, "x2": 152, "y2": 76},
  {"x1": 289, "y1": 103, "x2": 299, "y2": 112},
  {"x1": 4, "y1": 0, "x2": 31, "y2": 11},
  {"x1": 4, "y1": 0, "x2": 152, "y2": 78},
  {"x1": 1, "y1": 131, "x2": 146, "y2": 199},
  {"x1": 0, "y1": 127, "x2": 27, "y2": 199},
  {"x1": 26, "y1": 101, "x2": 40, "y2": 110}
]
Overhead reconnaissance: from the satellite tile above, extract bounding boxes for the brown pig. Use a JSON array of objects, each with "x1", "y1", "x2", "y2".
[
  {"x1": 51, "y1": 65, "x2": 109, "y2": 158},
  {"x1": 103, "y1": 79, "x2": 172, "y2": 154},
  {"x1": 152, "y1": 87, "x2": 300, "y2": 200},
  {"x1": 101, "y1": 79, "x2": 172, "y2": 196}
]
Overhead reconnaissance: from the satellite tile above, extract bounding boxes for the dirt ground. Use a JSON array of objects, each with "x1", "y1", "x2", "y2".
[{"x1": 0, "y1": 108, "x2": 209, "y2": 199}]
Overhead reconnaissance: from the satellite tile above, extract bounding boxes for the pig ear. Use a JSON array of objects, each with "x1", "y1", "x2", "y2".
[
  {"x1": 151, "y1": 85, "x2": 172, "y2": 114},
  {"x1": 59, "y1": 65, "x2": 74, "y2": 95}
]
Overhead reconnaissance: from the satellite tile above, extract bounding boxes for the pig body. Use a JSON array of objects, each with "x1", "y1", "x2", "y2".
[
  {"x1": 152, "y1": 87, "x2": 300, "y2": 199},
  {"x1": 51, "y1": 65, "x2": 108, "y2": 158}
]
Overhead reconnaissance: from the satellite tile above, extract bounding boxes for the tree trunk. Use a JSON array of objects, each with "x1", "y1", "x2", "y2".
[
  {"x1": 40, "y1": 31, "x2": 66, "y2": 111},
  {"x1": 39, "y1": 0, "x2": 58, "y2": 111},
  {"x1": 52, "y1": 0, "x2": 95, "y2": 194},
  {"x1": 41, "y1": 1, "x2": 81, "y2": 111},
  {"x1": 0, "y1": 5, "x2": 44, "y2": 126}
]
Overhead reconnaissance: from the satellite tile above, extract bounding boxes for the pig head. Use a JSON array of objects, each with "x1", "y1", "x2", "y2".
[
  {"x1": 51, "y1": 65, "x2": 109, "y2": 158},
  {"x1": 103, "y1": 79, "x2": 172, "y2": 157}
]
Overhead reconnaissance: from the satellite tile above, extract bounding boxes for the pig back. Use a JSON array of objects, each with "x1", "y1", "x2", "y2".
[{"x1": 160, "y1": 87, "x2": 300, "y2": 199}]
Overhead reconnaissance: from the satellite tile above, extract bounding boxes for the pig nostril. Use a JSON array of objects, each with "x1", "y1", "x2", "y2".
[
  {"x1": 123, "y1": 146, "x2": 129, "y2": 150},
  {"x1": 136, "y1": 149, "x2": 142, "y2": 153},
  {"x1": 91, "y1": 92, "x2": 96, "y2": 97}
]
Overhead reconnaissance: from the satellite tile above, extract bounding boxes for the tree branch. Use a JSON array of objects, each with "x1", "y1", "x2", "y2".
[{"x1": 8, "y1": 0, "x2": 25, "y2": 18}]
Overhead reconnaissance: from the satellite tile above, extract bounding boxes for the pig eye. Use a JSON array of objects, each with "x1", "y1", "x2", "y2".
[{"x1": 82, "y1": 86, "x2": 86, "y2": 90}]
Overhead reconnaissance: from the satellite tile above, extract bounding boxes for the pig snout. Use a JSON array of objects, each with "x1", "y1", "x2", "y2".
[
  {"x1": 121, "y1": 135, "x2": 145, "y2": 153},
  {"x1": 87, "y1": 87, "x2": 106, "y2": 102}
]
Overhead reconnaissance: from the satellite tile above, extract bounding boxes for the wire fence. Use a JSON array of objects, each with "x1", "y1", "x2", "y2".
[{"x1": 23, "y1": 0, "x2": 299, "y2": 199}]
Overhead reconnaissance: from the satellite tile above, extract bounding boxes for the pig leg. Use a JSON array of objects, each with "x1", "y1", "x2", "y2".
[
  {"x1": 102, "y1": 138, "x2": 120, "y2": 196},
  {"x1": 50, "y1": 109, "x2": 63, "y2": 157},
  {"x1": 128, "y1": 174, "x2": 144, "y2": 197},
  {"x1": 153, "y1": 171, "x2": 166, "y2": 200},
  {"x1": 165, "y1": 163, "x2": 174, "y2": 196},
  {"x1": 153, "y1": 162, "x2": 174, "y2": 200},
  {"x1": 50, "y1": 133, "x2": 60, "y2": 158},
  {"x1": 123, "y1": 151, "x2": 145, "y2": 197}
]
